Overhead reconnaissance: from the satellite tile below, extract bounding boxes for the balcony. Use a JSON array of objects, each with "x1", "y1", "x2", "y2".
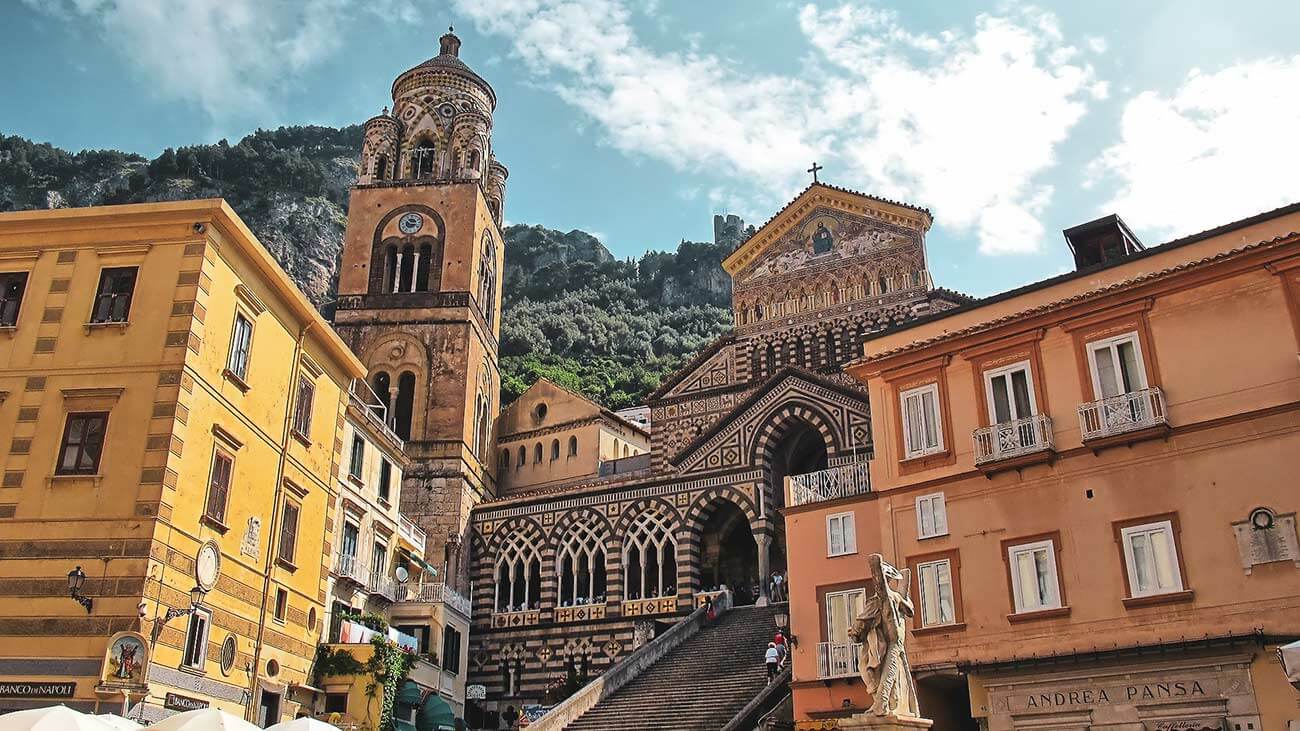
[
  {"x1": 972, "y1": 414, "x2": 1055, "y2": 473},
  {"x1": 1078, "y1": 387, "x2": 1169, "y2": 449},
  {"x1": 787, "y1": 461, "x2": 871, "y2": 507},
  {"x1": 399, "y1": 515, "x2": 427, "y2": 555},
  {"x1": 817, "y1": 641, "x2": 862, "y2": 680},
  {"x1": 334, "y1": 553, "x2": 368, "y2": 588},
  {"x1": 395, "y1": 581, "x2": 472, "y2": 617},
  {"x1": 348, "y1": 378, "x2": 403, "y2": 449},
  {"x1": 369, "y1": 568, "x2": 397, "y2": 602}
]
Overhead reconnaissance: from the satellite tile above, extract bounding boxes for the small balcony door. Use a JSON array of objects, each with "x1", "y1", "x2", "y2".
[
  {"x1": 984, "y1": 361, "x2": 1036, "y2": 423},
  {"x1": 341, "y1": 522, "x2": 359, "y2": 575},
  {"x1": 1087, "y1": 333, "x2": 1146, "y2": 398}
]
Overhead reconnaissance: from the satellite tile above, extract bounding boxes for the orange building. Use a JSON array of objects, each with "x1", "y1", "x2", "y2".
[{"x1": 783, "y1": 205, "x2": 1300, "y2": 730}]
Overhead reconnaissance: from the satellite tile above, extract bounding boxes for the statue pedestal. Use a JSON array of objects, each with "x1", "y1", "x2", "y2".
[{"x1": 838, "y1": 713, "x2": 933, "y2": 730}]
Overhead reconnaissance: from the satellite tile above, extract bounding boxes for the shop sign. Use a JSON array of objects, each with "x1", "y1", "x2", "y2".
[
  {"x1": 164, "y1": 692, "x2": 210, "y2": 711},
  {"x1": 1000, "y1": 677, "x2": 1219, "y2": 713},
  {"x1": 1146, "y1": 720, "x2": 1222, "y2": 731},
  {"x1": 0, "y1": 682, "x2": 75, "y2": 698},
  {"x1": 466, "y1": 684, "x2": 486, "y2": 700}
]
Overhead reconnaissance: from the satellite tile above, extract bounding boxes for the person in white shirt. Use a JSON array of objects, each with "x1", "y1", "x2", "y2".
[{"x1": 764, "y1": 642, "x2": 780, "y2": 681}]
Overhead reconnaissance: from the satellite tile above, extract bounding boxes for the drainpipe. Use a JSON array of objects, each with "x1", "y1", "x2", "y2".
[{"x1": 245, "y1": 321, "x2": 313, "y2": 722}]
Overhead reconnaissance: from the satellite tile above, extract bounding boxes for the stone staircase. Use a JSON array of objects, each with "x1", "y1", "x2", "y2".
[{"x1": 564, "y1": 604, "x2": 788, "y2": 731}]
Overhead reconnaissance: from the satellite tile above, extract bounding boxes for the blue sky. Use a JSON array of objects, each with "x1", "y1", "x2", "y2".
[{"x1": 4, "y1": 1, "x2": 1300, "y2": 297}]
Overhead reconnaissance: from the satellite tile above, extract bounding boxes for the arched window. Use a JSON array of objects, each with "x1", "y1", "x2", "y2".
[
  {"x1": 877, "y1": 274, "x2": 888, "y2": 295},
  {"x1": 568, "y1": 436, "x2": 578, "y2": 457},
  {"x1": 764, "y1": 343, "x2": 776, "y2": 377},
  {"x1": 472, "y1": 390, "x2": 489, "y2": 459},
  {"x1": 397, "y1": 244, "x2": 416, "y2": 292},
  {"x1": 494, "y1": 530, "x2": 540, "y2": 612},
  {"x1": 415, "y1": 243, "x2": 432, "y2": 292},
  {"x1": 550, "y1": 439, "x2": 560, "y2": 461},
  {"x1": 557, "y1": 520, "x2": 607, "y2": 607},
  {"x1": 478, "y1": 233, "x2": 497, "y2": 329},
  {"x1": 374, "y1": 154, "x2": 388, "y2": 181},
  {"x1": 823, "y1": 331, "x2": 836, "y2": 366},
  {"x1": 790, "y1": 338, "x2": 805, "y2": 368},
  {"x1": 516, "y1": 446, "x2": 526, "y2": 468},
  {"x1": 467, "y1": 147, "x2": 481, "y2": 172},
  {"x1": 383, "y1": 244, "x2": 398, "y2": 293},
  {"x1": 533, "y1": 443, "x2": 543, "y2": 464},
  {"x1": 623, "y1": 507, "x2": 677, "y2": 601},
  {"x1": 410, "y1": 141, "x2": 436, "y2": 179},
  {"x1": 622, "y1": 444, "x2": 629, "y2": 458},
  {"x1": 499, "y1": 449, "x2": 510, "y2": 471},
  {"x1": 394, "y1": 371, "x2": 415, "y2": 440},
  {"x1": 372, "y1": 371, "x2": 392, "y2": 417}
]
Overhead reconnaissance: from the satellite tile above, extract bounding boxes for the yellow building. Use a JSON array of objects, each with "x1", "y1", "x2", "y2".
[
  {"x1": 0, "y1": 200, "x2": 366, "y2": 725},
  {"x1": 493, "y1": 378, "x2": 650, "y2": 497}
]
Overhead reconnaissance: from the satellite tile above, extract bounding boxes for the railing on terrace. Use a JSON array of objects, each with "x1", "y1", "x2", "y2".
[
  {"x1": 334, "y1": 553, "x2": 368, "y2": 588},
  {"x1": 398, "y1": 515, "x2": 426, "y2": 554},
  {"x1": 787, "y1": 461, "x2": 871, "y2": 507},
  {"x1": 395, "y1": 582, "x2": 472, "y2": 616},
  {"x1": 369, "y1": 569, "x2": 397, "y2": 601},
  {"x1": 817, "y1": 641, "x2": 862, "y2": 680},
  {"x1": 973, "y1": 414, "x2": 1054, "y2": 465},
  {"x1": 1078, "y1": 387, "x2": 1167, "y2": 441},
  {"x1": 348, "y1": 378, "x2": 404, "y2": 448}
]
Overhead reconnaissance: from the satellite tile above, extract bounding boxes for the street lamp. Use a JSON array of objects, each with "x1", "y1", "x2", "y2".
[
  {"x1": 67, "y1": 566, "x2": 93, "y2": 613},
  {"x1": 162, "y1": 586, "x2": 208, "y2": 624},
  {"x1": 773, "y1": 608, "x2": 796, "y2": 647}
]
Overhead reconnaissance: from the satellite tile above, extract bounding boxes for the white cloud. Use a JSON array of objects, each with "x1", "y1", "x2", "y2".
[
  {"x1": 1089, "y1": 56, "x2": 1300, "y2": 238},
  {"x1": 21, "y1": 0, "x2": 404, "y2": 125},
  {"x1": 453, "y1": 0, "x2": 1102, "y2": 254}
]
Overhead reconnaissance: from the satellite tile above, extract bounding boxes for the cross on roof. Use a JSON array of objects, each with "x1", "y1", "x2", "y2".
[{"x1": 807, "y1": 161, "x2": 823, "y2": 184}]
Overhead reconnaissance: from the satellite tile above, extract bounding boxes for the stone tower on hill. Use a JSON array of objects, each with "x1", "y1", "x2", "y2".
[{"x1": 332, "y1": 28, "x2": 506, "y2": 590}]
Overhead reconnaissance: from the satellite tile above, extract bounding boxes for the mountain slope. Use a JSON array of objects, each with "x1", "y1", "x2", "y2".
[{"x1": 0, "y1": 127, "x2": 733, "y2": 408}]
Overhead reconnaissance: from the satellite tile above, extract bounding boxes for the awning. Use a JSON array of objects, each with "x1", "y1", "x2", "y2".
[
  {"x1": 402, "y1": 549, "x2": 439, "y2": 576},
  {"x1": 417, "y1": 693, "x2": 457, "y2": 731}
]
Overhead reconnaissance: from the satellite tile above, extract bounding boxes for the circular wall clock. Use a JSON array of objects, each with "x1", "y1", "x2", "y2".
[
  {"x1": 398, "y1": 212, "x2": 423, "y2": 234},
  {"x1": 196, "y1": 541, "x2": 220, "y2": 592}
]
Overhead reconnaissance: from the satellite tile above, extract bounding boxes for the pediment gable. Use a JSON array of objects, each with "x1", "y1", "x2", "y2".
[
  {"x1": 670, "y1": 368, "x2": 871, "y2": 475},
  {"x1": 498, "y1": 378, "x2": 602, "y2": 437},
  {"x1": 651, "y1": 339, "x2": 737, "y2": 401}
]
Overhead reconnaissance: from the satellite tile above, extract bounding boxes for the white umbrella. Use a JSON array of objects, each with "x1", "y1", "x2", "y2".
[
  {"x1": 148, "y1": 708, "x2": 260, "y2": 731},
  {"x1": 266, "y1": 718, "x2": 341, "y2": 731},
  {"x1": 96, "y1": 715, "x2": 143, "y2": 730},
  {"x1": 0, "y1": 706, "x2": 113, "y2": 730}
]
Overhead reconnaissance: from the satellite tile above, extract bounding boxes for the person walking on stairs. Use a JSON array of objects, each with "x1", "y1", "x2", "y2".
[{"x1": 765, "y1": 642, "x2": 780, "y2": 681}]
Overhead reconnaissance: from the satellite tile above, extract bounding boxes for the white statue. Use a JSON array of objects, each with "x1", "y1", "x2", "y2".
[{"x1": 848, "y1": 553, "x2": 920, "y2": 718}]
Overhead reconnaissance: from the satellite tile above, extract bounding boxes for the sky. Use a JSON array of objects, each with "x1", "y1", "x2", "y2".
[{"x1": 3, "y1": 0, "x2": 1300, "y2": 297}]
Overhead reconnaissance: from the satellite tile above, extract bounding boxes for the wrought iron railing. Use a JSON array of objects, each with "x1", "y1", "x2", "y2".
[
  {"x1": 369, "y1": 569, "x2": 397, "y2": 601},
  {"x1": 787, "y1": 461, "x2": 871, "y2": 507},
  {"x1": 394, "y1": 582, "x2": 472, "y2": 616},
  {"x1": 973, "y1": 414, "x2": 1054, "y2": 465},
  {"x1": 817, "y1": 641, "x2": 862, "y2": 679},
  {"x1": 1078, "y1": 387, "x2": 1167, "y2": 441},
  {"x1": 334, "y1": 553, "x2": 368, "y2": 587}
]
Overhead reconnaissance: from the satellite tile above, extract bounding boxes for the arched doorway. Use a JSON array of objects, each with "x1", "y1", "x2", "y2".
[
  {"x1": 698, "y1": 501, "x2": 759, "y2": 605},
  {"x1": 769, "y1": 420, "x2": 828, "y2": 512}
]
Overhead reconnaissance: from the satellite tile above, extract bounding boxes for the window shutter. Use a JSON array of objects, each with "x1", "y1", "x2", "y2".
[{"x1": 279, "y1": 502, "x2": 299, "y2": 563}]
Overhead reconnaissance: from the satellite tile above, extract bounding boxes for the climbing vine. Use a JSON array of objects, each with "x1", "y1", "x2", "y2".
[{"x1": 313, "y1": 613, "x2": 418, "y2": 731}]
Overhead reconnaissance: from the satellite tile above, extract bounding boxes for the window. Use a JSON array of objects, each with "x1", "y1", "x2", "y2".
[
  {"x1": 825, "y1": 589, "x2": 866, "y2": 644},
  {"x1": 396, "y1": 624, "x2": 432, "y2": 654},
  {"x1": 90, "y1": 267, "x2": 138, "y2": 324},
  {"x1": 292, "y1": 376, "x2": 315, "y2": 438},
  {"x1": 340, "y1": 521, "x2": 360, "y2": 576},
  {"x1": 394, "y1": 372, "x2": 415, "y2": 440},
  {"x1": 916, "y1": 559, "x2": 955, "y2": 627},
  {"x1": 516, "y1": 446, "x2": 525, "y2": 469},
  {"x1": 1007, "y1": 540, "x2": 1061, "y2": 613},
  {"x1": 568, "y1": 436, "x2": 578, "y2": 457},
  {"x1": 900, "y1": 383, "x2": 943, "y2": 459},
  {"x1": 277, "y1": 501, "x2": 300, "y2": 566},
  {"x1": 273, "y1": 588, "x2": 288, "y2": 623},
  {"x1": 551, "y1": 439, "x2": 560, "y2": 461},
  {"x1": 479, "y1": 232, "x2": 497, "y2": 329},
  {"x1": 378, "y1": 459, "x2": 392, "y2": 504},
  {"x1": 984, "y1": 361, "x2": 1036, "y2": 423},
  {"x1": 204, "y1": 450, "x2": 234, "y2": 524},
  {"x1": 442, "y1": 625, "x2": 462, "y2": 675},
  {"x1": 1121, "y1": 520, "x2": 1183, "y2": 597},
  {"x1": 1087, "y1": 332, "x2": 1146, "y2": 398},
  {"x1": 499, "y1": 449, "x2": 510, "y2": 471},
  {"x1": 227, "y1": 312, "x2": 254, "y2": 381},
  {"x1": 826, "y1": 512, "x2": 857, "y2": 557},
  {"x1": 557, "y1": 520, "x2": 608, "y2": 606},
  {"x1": 372, "y1": 541, "x2": 388, "y2": 580},
  {"x1": 56, "y1": 412, "x2": 108, "y2": 475},
  {"x1": 623, "y1": 507, "x2": 676, "y2": 601},
  {"x1": 0, "y1": 271, "x2": 28, "y2": 327},
  {"x1": 182, "y1": 607, "x2": 211, "y2": 669},
  {"x1": 494, "y1": 530, "x2": 541, "y2": 612},
  {"x1": 324, "y1": 694, "x2": 348, "y2": 714},
  {"x1": 915, "y1": 493, "x2": 948, "y2": 539},
  {"x1": 348, "y1": 435, "x2": 365, "y2": 481}
]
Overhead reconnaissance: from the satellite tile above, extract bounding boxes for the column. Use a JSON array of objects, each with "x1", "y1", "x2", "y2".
[
  {"x1": 392, "y1": 252, "x2": 404, "y2": 293},
  {"x1": 410, "y1": 250, "x2": 421, "y2": 292},
  {"x1": 755, "y1": 532, "x2": 772, "y2": 607}
]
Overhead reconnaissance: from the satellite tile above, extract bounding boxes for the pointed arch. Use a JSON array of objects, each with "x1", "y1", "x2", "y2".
[{"x1": 489, "y1": 517, "x2": 546, "y2": 613}]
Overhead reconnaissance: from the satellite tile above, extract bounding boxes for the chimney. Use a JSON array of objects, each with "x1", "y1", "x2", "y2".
[
  {"x1": 440, "y1": 26, "x2": 461, "y2": 57},
  {"x1": 1063, "y1": 214, "x2": 1143, "y2": 271}
]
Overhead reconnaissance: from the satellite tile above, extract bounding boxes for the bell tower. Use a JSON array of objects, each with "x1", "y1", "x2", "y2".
[{"x1": 333, "y1": 28, "x2": 506, "y2": 590}]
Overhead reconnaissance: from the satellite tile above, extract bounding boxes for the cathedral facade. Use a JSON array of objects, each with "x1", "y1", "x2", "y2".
[{"x1": 465, "y1": 183, "x2": 970, "y2": 719}]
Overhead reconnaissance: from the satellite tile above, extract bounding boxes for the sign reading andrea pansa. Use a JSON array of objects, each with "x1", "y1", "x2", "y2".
[{"x1": 994, "y1": 675, "x2": 1226, "y2": 714}]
